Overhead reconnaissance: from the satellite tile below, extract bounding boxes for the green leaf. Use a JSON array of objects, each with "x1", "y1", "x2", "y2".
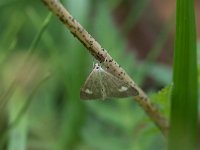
[
  {"x1": 150, "y1": 84, "x2": 172, "y2": 118},
  {"x1": 169, "y1": 0, "x2": 198, "y2": 149}
]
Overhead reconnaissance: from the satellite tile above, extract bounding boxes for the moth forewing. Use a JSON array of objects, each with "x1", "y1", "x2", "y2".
[
  {"x1": 101, "y1": 70, "x2": 138, "y2": 98},
  {"x1": 80, "y1": 66, "x2": 103, "y2": 100}
]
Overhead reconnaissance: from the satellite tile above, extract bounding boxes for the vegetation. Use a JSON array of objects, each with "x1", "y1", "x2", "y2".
[
  {"x1": 0, "y1": 0, "x2": 198, "y2": 150},
  {"x1": 169, "y1": 0, "x2": 198, "y2": 149}
]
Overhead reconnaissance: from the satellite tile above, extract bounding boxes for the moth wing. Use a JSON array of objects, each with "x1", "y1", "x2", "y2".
[
  {"x1": 101, "y1": 71, "x2": 139, "y2": 98},
  {"x1": 80, "y1": 69, "x2": 103, "y2": 100}
]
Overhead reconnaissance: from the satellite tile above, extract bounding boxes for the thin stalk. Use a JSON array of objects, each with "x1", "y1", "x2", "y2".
[{"x1": 42, "y1": 0, "x2": 169, "y2": 136}]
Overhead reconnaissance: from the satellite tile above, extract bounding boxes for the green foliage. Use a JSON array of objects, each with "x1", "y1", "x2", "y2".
[
  {"x1": 150, "y1": 84, "x2": 172, "y2": 119},
  {"x1": 0, "y1": 0, "x2": 199, "y2": 150}
]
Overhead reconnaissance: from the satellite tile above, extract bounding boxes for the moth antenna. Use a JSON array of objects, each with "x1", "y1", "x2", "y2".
[{"x1": 91, "y1": 57, "x2": 96, "y2": 67}]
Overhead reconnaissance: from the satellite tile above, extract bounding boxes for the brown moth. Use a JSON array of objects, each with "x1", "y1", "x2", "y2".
[{"x1": 80, "y1": 63, "x2": 138, "y2": 100}]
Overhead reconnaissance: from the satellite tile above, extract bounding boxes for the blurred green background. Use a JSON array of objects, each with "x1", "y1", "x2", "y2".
[{"x1": 0, "y1": 0, "x2": 199, "y2": 150}]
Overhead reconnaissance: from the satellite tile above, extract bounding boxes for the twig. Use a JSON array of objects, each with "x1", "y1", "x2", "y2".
[{"x1": 42, "y1": 0, "x2": 169, "y2": 136}]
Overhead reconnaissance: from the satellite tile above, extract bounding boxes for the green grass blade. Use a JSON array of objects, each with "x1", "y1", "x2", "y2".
[{"x1": 169, "y1": 0, "x2": 198, "y2": 149}]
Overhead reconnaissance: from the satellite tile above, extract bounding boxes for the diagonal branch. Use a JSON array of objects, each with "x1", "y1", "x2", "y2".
[{"x1": 42, "y1": 0, "x2": 169, "y2": 136}]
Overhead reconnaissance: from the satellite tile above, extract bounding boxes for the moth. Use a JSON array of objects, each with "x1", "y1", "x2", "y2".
[{"x1": 80, "y1": 63, "x2": 138, "y2": 100}]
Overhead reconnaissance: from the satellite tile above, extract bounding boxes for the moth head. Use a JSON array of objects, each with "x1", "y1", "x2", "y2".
[{"x1": 93, "y1": 63, "x2": 103, "y2": 71}]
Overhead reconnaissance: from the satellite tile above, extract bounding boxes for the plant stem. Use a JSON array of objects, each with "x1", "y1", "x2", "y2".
[{"x1": 42, "y1": 0, "x2": 169, "y2": 136}]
